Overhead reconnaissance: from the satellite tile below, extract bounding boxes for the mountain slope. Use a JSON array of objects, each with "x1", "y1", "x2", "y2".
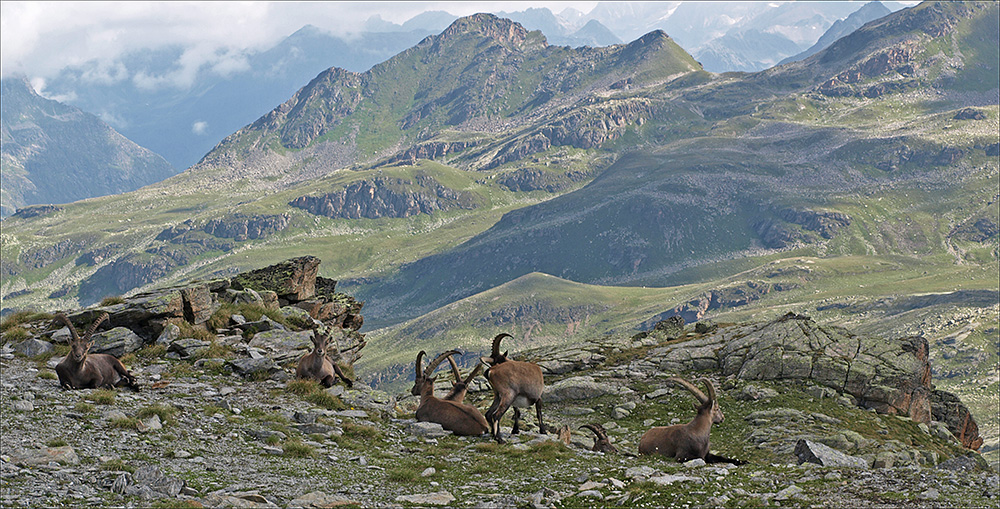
[
  {"x1": 778, "y1": 1, "x2": 893, "y2": 66},
  {"x1": 0, "y1": 76, "x2": 175, "y2": 217}
]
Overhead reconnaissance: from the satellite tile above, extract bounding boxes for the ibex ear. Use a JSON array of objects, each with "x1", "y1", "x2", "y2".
[
  {"x1": 479, "y1": 356, "x2": 493, "y2": 366},
  {"x1": 86, "y1": 341, "x2": 95, "y2": 353}
]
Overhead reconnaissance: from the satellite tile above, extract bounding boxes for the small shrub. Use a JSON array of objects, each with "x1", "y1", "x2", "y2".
[
  {"x1": 46, "y1": 438, "x2": 68, "y2": 447},
  {"x1": 100, "y1": 296, "x2": 126, "y2": 306},
  {"x1": 89, "y1": 389, "x2": 116, "y2": 405},
  {"x1": 282, "y1": 440, "x2": 314, "y2": 458}
]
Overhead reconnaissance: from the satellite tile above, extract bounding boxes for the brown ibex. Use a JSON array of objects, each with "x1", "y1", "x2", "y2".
[
  {"x1": 53, "y1": 313, "x2": 139, "y2": 391},
  {"x1": 296, "y1": 327, "x2": 353, "y2": 388},
  {"x1": 411, "y1": 350, "x2": 489, "y2": 436},
  {"x1": 480, "y1": 333, "x2": 546, "y2": 443},
  {"x1": 638, "y1": 377, "x2": 723, "y2": 461},
  {"x1": 581, "y1": 423, "x2": 618, "y2": 453},
  {"x1": 444, "y1": 354, "x2": 482, "y2": 402}
]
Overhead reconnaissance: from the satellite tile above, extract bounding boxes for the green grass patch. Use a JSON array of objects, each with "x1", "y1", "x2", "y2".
[
  {"x1": 37, "y1": 371, "x2": 56, "y2": 380},
  {"x1": 45, "y1": 438, "x2": 67, "y2": 447},
  {"x1": 108, "y1": 417, "x2": 140, "y2": 430},
  {"x1": 136, "y1": 344, "x2": 168, "y2": 360},
  {"x1": 89, "y1": 389, "x2": 116, "y2": 405},
  {"x1": 303, "y1": 391, "x2": 347, "y2": 411},
  {"x1": 282, "y1": 440, "x2": 314, "y2": 458},
  {"x1": 99, "y1": 459, "x2": 135, "y2": 473},
  {"x1": 286, "y1": 379, "x2": 321, "y2": 395},
  {"x1": 100, "y1": 296, "x2": 125, "y2": 306},
  {"x1": 0, "y1": 310, "x2": 52, "y2": 333},
  {"x1": 137, "y1": 404, "x2": 178, "y2": 426}
]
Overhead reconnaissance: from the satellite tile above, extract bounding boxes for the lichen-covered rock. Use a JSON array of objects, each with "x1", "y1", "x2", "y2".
[
  {"x1": 13, "y1": 338, "x2": 53, "y2": 358},
  {"x1": 90, "y1": 327, "x2": 143, "y2": 357},
  {"x1": 543, "y1": 376, "x2": 619, "y2": 402},
  {"x1": 233, "y1": 256, "x2": 321, "y2": 302},
  {"x1": 794, "y1": 439, "x2": 869, "y2": 468}
]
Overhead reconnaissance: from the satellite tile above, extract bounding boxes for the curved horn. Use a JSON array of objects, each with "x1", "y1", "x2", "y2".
[
  {"x1": 668, "y1": 376, "x2": 709, "y2": 405},
  {"x1": 85, "y1": 312, "x2": 110, "y2": 339},
  {"x1": 446, "y1": 355, "x2": 463, "y2": 382},
  {"x1": 424, "y1": 350, "x2": 460, "y2": 378},
  {"x1": 491, "y1": 333, "x2": 511, "y2": 357},
  {"x1": 580, "y1": 423, "x2": 608, "y2": 440},
  {"x1": 415, "y1": 351, "x2": 426, "y2": 379},
  {"x1": 697, "y1": 377, "x2": 717, "y2": 402},
  {"x1": 54, "y1": 313, "x2": 80, "y2": 342},
  {"x1": 464, "y1": 362, "x2": 484, "y2": 384}
]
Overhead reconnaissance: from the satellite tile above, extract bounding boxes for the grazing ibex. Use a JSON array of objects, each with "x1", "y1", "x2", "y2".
[
  {"x1": 638, "y1": 377, "x2": 723, "y2": 461},
  {"x1": 581, "y1": 423, "x2": 618, "y2": 453},
  {"x1": 296, "y1": 327, "x2": 353, "y2": 388},
  {"x1": 411, "y1": 350, "x2": 489, "y2": 436},
  {"x1": 54, "y1": 313, "x2": 139, "y2": 391},
  {"x1": 444, "y1": 354, "x2": 483, "y2": 402},
  {"x1": 480, "y1": 333, "x2": 546, "y2": 443}
]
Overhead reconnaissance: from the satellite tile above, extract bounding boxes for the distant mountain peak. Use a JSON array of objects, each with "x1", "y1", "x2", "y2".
[{"x1": 440, "y1": 13, "x2": 538, "y2": 47}]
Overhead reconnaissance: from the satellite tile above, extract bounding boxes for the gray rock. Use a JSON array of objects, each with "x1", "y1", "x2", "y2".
[
  {"x1": 288, "y1": 491, "x2": 361, "y2": 508},
  {"x1": 9, "y1": 445, "x2": 79, "y2": 466},
  {"x1": 935, "y1": 453, "x2": 990, "y2": 472},
  {"x1": 14, "y1": 338, "x2": 54, "y2": 358},
  {"x1": 155, "y1": 324, "x2": 181, "y2": 346},
  {"x1": 543, "y1": 376, "x2": 618, "y2": 402},
  {"x1": 13, "y1": 400, "x2": 34, "y2": 412},
  {"x1": 395, "y1": 491, "x2": 455, "y2": 506},
  {"x1": 794, "y1": 439, "x2": 869, "y2": 468},
  {"x1": 227, "y1": 357, "x2": 282, "y2": 379},
  {"x1": 650, "y1": 474, "x2": 700, "y2": 485},
  {"x1": 90, "y1": 327, "x2": 142, "y2": 357},
  {"x1": 738, "y1": 384, "x2": 778, "y2": 401},
  {"x1": 407, "y1": 421, "x2": 450, "y2": 438},
  {"x1": 775, "y1": 485, "x2": 804, "y2": 500},
  {"x1": 625, "y1": 466, "x2": 658, "y2": 480},
  {"x1": 168, "y1": 338, "x2": 211, "y2": 358}
]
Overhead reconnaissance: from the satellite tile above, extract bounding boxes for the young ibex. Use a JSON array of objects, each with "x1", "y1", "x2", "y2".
[
  {"x1": 296, "y1": 327, "x2": 353, "y2": 388},
  {"x1": 54, "y1": 313, "x2": 139, "y2": 391},
  {"x1": 480, "y1": 333, "x2": 546, "y2": 443},
  {"x1": 444, "y1": 354, "x2": 483, "y2": 402},
  {"x1": 581, "y1": 423, "x2": 618, "y2": 453},
  {"x1": 411, "y1": 350, "x2": 489, "y2": 436},
  {"x1": 638, "y1": 377, "x2": 723, "y2": 461}
]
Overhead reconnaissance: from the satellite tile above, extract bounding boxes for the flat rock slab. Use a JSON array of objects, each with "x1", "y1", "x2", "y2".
[
  {"x1": 395, "y1": 490, "x2": 455, "y2": 506},
  {"x1": 794, "y1": 439, "x2": 869, "y2": 468}
]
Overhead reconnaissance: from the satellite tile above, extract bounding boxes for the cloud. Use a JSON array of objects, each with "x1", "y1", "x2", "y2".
[
  {"x1": 1, "y1": 2, "x2": 600, "y2": 88},
  {"x1": 192, "y1": 121, "x2": 209, "y2": 135}
]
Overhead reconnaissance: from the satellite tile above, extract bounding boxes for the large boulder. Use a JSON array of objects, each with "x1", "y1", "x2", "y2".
[
  {"x1": 90, "y1": 327, "x2": 143, "y2": 357},
  {"x1": 233, "y1": 256, "x2": 320, "y2": 302}
]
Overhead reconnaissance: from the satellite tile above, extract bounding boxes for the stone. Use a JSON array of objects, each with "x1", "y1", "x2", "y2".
[
  {"x1": 794, "y1": 439, "x2": 869, "y2": 468},
  {"x1": 543, "y1": 376, "x2": 618, "y2": 402},
  {"x1": 775, "y1": 485, "x2": 804, "y2": 500},
  {"x1": 13, "y1": 338, "x2": 54, "y2": 358},
  {"x1": 935, "y1": 453, "x2": 990, "y2": 472},
  {"x1": 421, "y1": 467, "x2": 436, "y2": 477},
  {"x1": 90, "y1": 327, "x2": 143, "y2": 357},
  {"x1": 168, "y1": 338, "x2": 211, "y2": 358},
  {"x1": 625, "y1": 466, "x2": 658, "y2": 480},
  {"x1": 180, "y1": 284, "x2": 214, "y2": 324},
  {"x1": 289, "y1": 491, "x2": 361, "y2": 508},
  {"x1": 233, "y1": 256, "x2": 320, "y2": 301},
  {"x1": 155, "y1": 324, "x2": 181, "y2": 346},
  {"x1": 13, "y1": 400, "x2": 34, "y2": 412},
  {"x1": 738, "y1": 384, "x2": 778, "y2": 401},
  {"x1": 649, "y1": 474, "x2": 700, "y2": 485},
  {"x1": 227, "y1": 357, "x2": 282, "y2": 379},
  {"x1": 407, "y1": 421, "x2": 450, "y2": 438},
  {"x1": 395, "y1": 491, "x2": 455, "y2": 506},
  {"x1": 10, "y1": 445, "x2": 80, "y2": 466}
]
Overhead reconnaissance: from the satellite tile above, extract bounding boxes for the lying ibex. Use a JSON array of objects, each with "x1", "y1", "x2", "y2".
[
  {"x1": 296, "y1": 327, "x2": 353, "y2": 388},
  {"x1": 411, "y1": 350, "x2": 489, "y2": 436},
  {"x1": 54, "y1": 313, "x2": 139, "y2": 391},
  {"x1": 481, "y1": 333, "x2": 546, "y2": 443},
  {"x1": 638, "y1": 377, "x2": 722, "y2": 461},
  {"x1": 444, "y1": 354, "x2": 482, "y2": 402},
  {"x1": 581, "y1": 423, "x2": 618, "y2": 453}
]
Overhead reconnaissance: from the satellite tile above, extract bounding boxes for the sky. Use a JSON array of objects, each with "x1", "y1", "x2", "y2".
[{"x1": 0, "y1": 1, "x2": 600, "y2": 86}]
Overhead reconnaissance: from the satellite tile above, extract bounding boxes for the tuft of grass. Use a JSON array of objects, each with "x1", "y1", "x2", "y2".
[
  {"x1": 282, "y1": 440, "x2": 314, "y2": 458},
  {"x1": 38, "y1": 371, "x2": 57, "y2": 380},
  {"x1": 303, "y1": 391, "x2": 347, "y2": 411},
  {"x1": 385, "y1": 466, "x2": 422, "y2": 483},
  {"x1": 89, "y1": 389, "x2": 116, "y2": 405},
  {"x1": 109, "y1": 417, "x2": 140, "y2": 430},
  {"x1": 264, "y1": 435, "x2": 281, "y2": 445},
  {"x1": 150, "y1": 500, "x2": 202, "y2": 509},
  {"x1": 100, "y1": 296, "x2": 126, "y2": 306},
  {"x1": 286, "y1": 379, "x2": 321, "y2": 395},
  {"x1": 75, "y1": 402, "x2": 96, "y2": 413},
  {"x1": 3, "y1": 327, "x2": 31, "y2": 343},
  {"x1": 46, "y1": 438, "x2": 68, "y2": 447},
  {"x1": 1, "y1": 310, "x2": 52, "y2": 333},
  {"x1": 191, "y1": 339, "x2": 233, "y2": 360},
  {"x1": 342, "y1": 422, "x2": 382, "y2": 440},
  {"x1": 136, "y1": 344, "x2": 167, "y2": 360},
  {"x1": 137, "y1": 404, "x2": 178, "y2": 426},
  {"x1": 99, "y1": 458, "x2": 135, "y2": 473},
  {"x1": 176, "y1": 321, "x2": 216, "y2": 343}
]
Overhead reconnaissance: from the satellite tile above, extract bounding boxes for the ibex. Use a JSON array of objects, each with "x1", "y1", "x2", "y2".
[
  {"x1": 581, "y1": 423, "x2": 618, "y2": 453},
  {"x1": 480, "y1": 333, "x2": 546, "y2": 443},
  {"x1": 411, "y1": 350, "x2": 489, "y2": 436},
  {"x1": 444, "y1": 354, "x2": 483, "y2": 402},
  {"x1": 296, "y1": 327, "x2": 353, "y2": 388},
  {"x1": 53, "y1": 313, "x2": 139, "y2": 391},
  {"x1": 638, "y1": 377, "x2": 723, "y2": 461}
]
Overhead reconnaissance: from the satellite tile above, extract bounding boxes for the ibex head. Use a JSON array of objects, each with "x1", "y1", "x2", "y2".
[
  {"x1": 56, "y1": 313, "x2": 108, "y2": 363},
  {"x1": 310, "y1": 327, "x2": 331, "y2": 356},
  {"x1": 480, "y1": 333, "x2": 512, "y2": 365},
  {"x1": 670, "y1": 376, "x2": 723, "y2": 423},
  {"x1": 411, "y1": 350, "x2": 459, "y2": 397}
]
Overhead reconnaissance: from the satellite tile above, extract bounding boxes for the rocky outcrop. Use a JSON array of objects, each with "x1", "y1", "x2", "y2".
[
  {"x1": 385, "y1": 141, "x2": 478, "y2": 165},
  {"x1": 931, "y1": 390, "x2": 984, "y2": 450},
  {"x1": 289, "y1": 176, "x2": 479, "y2": 219},
  {"x1": 498, "y1": 168, "x2": 591, "y2": 193},
  {"x1": 10, "y1": 204, "x2": 62, "y2": 219},
  {"x1": 753, "y1": 207, "x2": 851, "y2": 249},
  {"x1": 203, "y1": 214, "x2": 290, "y2": 241},
  {"x1": 646, "y1": 281, "x2": 795, "y2": 324}
]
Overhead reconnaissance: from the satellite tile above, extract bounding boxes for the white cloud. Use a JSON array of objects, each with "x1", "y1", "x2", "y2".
[
  {"x1": 1, "y1": 2, "x2": 599, "y2": 88},
  {"x1": 192, "y1": 121, "x2": 209, "y2": 135}
]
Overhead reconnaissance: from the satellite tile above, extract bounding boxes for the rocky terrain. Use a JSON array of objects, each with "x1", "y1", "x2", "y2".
[{"x1": 1, "y1": 258, "x2": 997, "y2": 508}]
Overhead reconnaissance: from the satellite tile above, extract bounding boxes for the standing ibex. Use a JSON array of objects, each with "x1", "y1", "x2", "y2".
[
  {"x1": 54, "y1": 313, "x2": 139, "y2": 390},
  {"x1": 444, "y1": 354, "x2": 482, "y2": 402},
  {"x1": 296, "y1": 327, "x2": 353, "y2": 388},
  {"x1": 638, "y1": 377, "x2": 723, "y2": 461},
  {"x1": 480, "y1": 333, "x2": 546, "y2": 443},
  {"x1": 411, "y1": 350, "x2": 489, "y2": 436}
]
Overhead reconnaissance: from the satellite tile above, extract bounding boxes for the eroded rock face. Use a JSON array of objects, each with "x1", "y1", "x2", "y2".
[
  {"x1": 233, "y1": 256, "x2": 321, "y2": 302},
  {"x1": 288, "y1": 176, "x2": 479, "y2": 220}
]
